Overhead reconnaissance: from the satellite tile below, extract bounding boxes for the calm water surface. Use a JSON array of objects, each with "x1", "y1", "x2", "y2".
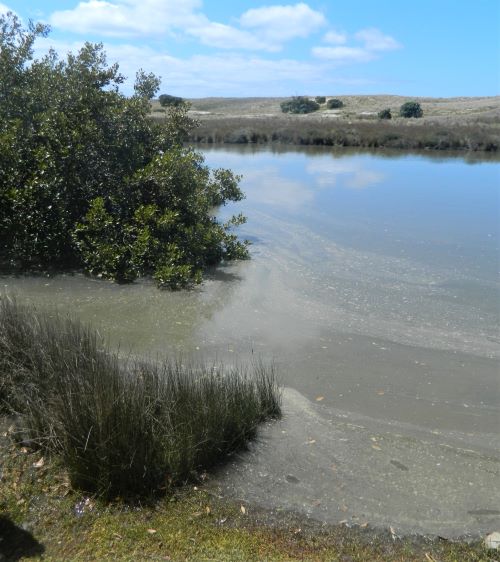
[{"x1": 3, "y1": 146, "x2": 499, "y2": 434}]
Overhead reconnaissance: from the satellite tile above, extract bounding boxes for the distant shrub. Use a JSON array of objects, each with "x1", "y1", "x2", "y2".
[
  {"x1": 280, "y1": 96, "x2": 320, "y2": 114},
  {"x1": 327, "y1": 98, "x2": 344, "y2": 109},
  {"x1": 315, "y1": 96, "x2": 326, "y2": 104},
  {"x1": 378, "y1": 108, "x2": 392, "y2": 120},
  {"x1": 159, "y1": 94, "x2": 184, "y2": 107},
  {"x1": 400, "y1": 101, "x2": 423, "y2": 118}
]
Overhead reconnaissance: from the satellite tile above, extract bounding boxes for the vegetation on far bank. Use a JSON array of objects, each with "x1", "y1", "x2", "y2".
[
  {"x1": 0, "y1": 296, "x2": 281, "y2": 498},
  {"x1": 0, "y1": 13, "x2": 249, "y2": 289},
  {"x1": 280, "y1": 96, "x2": 320, "y2": 114},
  {"x1": 279, "y1": 96, "x2": 421, "y2": 118},
  {"x1": 188, "y1": 114, "x2": 499, "y2": 151},
  {"x1": 181, "y1": 95, "x2": 500, "y2": 152},
  {"x1": 399, "y1": 101, "x2": 423, "y2": 118},
  {"x1": 326, "y1": 98, "x2": 344, "y2": 110}
]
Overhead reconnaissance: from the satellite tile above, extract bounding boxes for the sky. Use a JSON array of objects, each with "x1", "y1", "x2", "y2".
[{"x1": 1, "y1": 0, "x2": 499, "y2": 98}]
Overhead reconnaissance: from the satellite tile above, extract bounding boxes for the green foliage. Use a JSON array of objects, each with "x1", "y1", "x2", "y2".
[
  {"x1": 158, "y1": 93, "x2": 184, "y2": 107},
  {"x1": 315, "y1": 96, "x2": 326, "y2": 104},
  {"x1": 326, "y1": 98, "x2": 344, "y2": 109},
  {"x1": 280, "y1": 96, "x2": 320, "y2": 114},
  {"x1": 399, "y1": 101, "x2": 423, "y2": 118},
  {"x1": 378, "y1": 108, "x2": 392, "y2": 120},
  {"x1": 0, "y1": 13, "x2": 248, "y2": 288},
  {"x1": 0, "y1": 297, "x2": 281, "y2": 497}
]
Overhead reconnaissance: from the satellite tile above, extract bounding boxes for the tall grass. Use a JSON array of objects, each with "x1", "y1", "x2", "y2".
[
  {"x1": 187, "y1": 115, "x2": 499, "y2": 152},
  {"x1": 0, "y1": 296, "x2": 281, "y2": 497}
]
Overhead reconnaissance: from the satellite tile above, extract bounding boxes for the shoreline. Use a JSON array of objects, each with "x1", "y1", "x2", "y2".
[
  {"x1": 207, "y1": 388, "x2": 500, "y2": 538},
  {"x1": 1, "y1": 403, "x2": 496, "y2": 561}
]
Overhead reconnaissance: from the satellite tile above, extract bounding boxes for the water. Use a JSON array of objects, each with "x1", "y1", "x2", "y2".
[{"x1": 3, "y1": 146, "x2": 499, "y2": 435}]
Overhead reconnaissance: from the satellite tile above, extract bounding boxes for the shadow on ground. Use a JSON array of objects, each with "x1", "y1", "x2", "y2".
[{"x1": 0, "y1": 516, "x2": 44, "y2": 561}]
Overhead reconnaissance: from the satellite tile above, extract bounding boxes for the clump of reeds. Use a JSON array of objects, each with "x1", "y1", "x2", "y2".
[
  {"x1": 188, "y1": 115, "x2": 499, "y2": 152},
  {"x1": 0, "y1": 296, "x2": 281, "y2": 497}
]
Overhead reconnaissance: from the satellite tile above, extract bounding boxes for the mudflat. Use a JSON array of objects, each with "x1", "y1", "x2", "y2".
[{"x1": 208, "y1": 387, "x2": 500, "y2": 538}]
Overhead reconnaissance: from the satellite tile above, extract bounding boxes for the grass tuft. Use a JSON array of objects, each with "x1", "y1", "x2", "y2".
[{"x1": 0, "y1": 296, "x2": 281, "y2": 498}]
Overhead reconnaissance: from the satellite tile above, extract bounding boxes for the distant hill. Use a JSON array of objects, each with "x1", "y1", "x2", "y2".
[{"x1": 154, "y1": 95, "x2": 500, "y2": 124}]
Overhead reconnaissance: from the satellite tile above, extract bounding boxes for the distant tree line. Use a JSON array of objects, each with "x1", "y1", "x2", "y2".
[
  {"x1": 280, "y1": 95, "x2": 423, "y2": 119},
  {"x1": 279, "y1": 96, "x2": 346, "y2": 114}
]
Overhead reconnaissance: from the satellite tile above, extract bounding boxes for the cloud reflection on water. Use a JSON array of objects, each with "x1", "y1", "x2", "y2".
[
  {"x1": 236, "y1": 156, "x2": 385, "y2": 212},
  {"x1": 240, "y1": 166, "x2": 313, "y2": 211},
  {"x1": 306, "y1": 158, "x2": 385, "y2": 189}
]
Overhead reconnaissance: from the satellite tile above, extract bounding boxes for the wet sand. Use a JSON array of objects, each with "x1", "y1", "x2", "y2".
[{"x1": 208, "y1": 388, "x2": 500, "y2": 537}]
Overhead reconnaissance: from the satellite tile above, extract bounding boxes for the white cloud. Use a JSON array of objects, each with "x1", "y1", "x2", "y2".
[
  {"x1": 37, "y1": 4, "x2": 401, "y2": 96},
  {"x1": 240, "y1": 3, "x2": 326, "y2": 44},
  {"x1": 313, "y1": 27, "x2": 401, "y2": 64},
  {"x1": 0, "y1": 3, "x2": 16, "y2": 16},
  {"x1": 323, "y1": 30, "x2": 347, "y2": 45},
  {"x1": 50, "y1": 0, "x2": 271, "y2": 50},
  {"x1": 186, "y1": 19, "x2": 267, "y2": 50},
  {"x1": 153, "y1": 53, "x2": 326, "y2": 94},
  {"x1": 50, "y1": 0, "x2": 203, "y2": 37},
  {"x1": 137, "y1": 52, "x2": 370, "y2": 96},
  {"x1": 50, "y1": 0, "x2": 326, "y2": 52},
  {"x1": 34, "y1": 36, "x2": 372, "y2": 97},
  {"x1": 355, "y1": 28, "x2": 401, "y2": 52},
  {"x1": 312, "y1": 46, "x2": 375, "y2": 63}
]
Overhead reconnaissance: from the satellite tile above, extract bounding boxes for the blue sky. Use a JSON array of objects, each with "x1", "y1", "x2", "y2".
[{"x1": 1, "y1": 0, "x2": 498, "y2": 97}]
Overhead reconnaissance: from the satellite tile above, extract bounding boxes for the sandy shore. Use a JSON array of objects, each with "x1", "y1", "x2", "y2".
[{"x1": 208, "y1": 387, "x2": 500, "y2": 538}]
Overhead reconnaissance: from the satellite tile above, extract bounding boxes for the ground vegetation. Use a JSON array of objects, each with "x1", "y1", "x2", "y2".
[{"x1": 0, "y1": 297, "x2": 281, "y2": 497}]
